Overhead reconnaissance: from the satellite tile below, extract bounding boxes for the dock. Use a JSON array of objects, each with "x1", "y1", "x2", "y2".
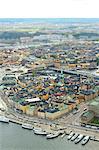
[
  {"x1": 1, "y1": 114, "x2": 99, "y2": 144},
  {"x1": 9, "y1": 118, "x2": 22, "y2": 125}
]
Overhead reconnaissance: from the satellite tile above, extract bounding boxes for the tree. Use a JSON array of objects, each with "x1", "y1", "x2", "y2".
[
  {"x1": 96, "y1": 57, "x2": 99, "y2": 66},
  {"x1": 32, "y1": 71, "x2": 36, "y2": 77}
]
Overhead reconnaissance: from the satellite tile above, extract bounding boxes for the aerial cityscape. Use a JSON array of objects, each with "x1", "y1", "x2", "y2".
[{"x1": 0, "y1": 18, "x2": 99, "y2": 150}]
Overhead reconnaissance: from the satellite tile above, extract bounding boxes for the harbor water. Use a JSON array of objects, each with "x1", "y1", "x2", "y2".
[{"x1": 0, "y1": 123, "x2": 99, "y2": 150}]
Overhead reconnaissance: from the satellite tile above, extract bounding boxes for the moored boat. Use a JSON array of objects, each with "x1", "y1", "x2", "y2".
[
  {"x1": 46, "y1": 132, "x2": 60, "y2": 139},
  {"x1": 74, "y1": 134, "x2": 84, "y2": 144},
  {"x1": 96, "y1": 70, "x2": 99, "y2": 74},
  {"x1": 71, "y1": 133, "x2": 79, "y2": 141},
  {"x1": 33, "y1": 127, "x2": 42, "y2": 132},
  {"x1": 34, "y1": 130, "x2": 47, "y2": 135},
  {"x1": 61, "y1": 133, "x2": 66, "y2": 138},
  {"x1": 0, "y1": 116, "x2": 9, "y2": 123},
  {"x1": 81, "y1": 136, "x2": 90, "y2": 145},
  {"x1": 67, "y1": 132, "x2": 74, "y2": 140},
  {"x1": 22, "y1": 123, "x2": 33, "y2": 130}
]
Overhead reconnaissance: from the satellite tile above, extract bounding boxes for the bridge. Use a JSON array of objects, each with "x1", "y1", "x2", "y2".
[{"x1": 49, "y1": 67, "x2": 99, "y2": 80}]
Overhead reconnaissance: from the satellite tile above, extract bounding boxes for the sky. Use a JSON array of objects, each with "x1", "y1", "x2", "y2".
[{"x1": 0, "y1": 0, "x2": 99, "y2": 18}]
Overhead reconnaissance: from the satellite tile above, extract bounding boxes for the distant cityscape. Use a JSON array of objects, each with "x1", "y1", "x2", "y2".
[{"x1": 0, "y1": 19, "x2": 99, "y2": 147}]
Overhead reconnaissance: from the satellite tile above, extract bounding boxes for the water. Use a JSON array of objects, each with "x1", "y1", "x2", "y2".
[
  {"x1": 0, "y1": 18, "x2": 99, "y2": 24},
  {"x1": 0, "y1": 123, "x2": 99, "y2": 150}
]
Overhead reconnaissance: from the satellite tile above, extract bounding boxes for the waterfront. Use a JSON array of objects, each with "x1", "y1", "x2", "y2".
[
  {"x1": 0, "y1": 123, "x2": 99, "y2": 150},
  {"x1": 0, "y1": 18, "x2": 99, "y2": 150}
]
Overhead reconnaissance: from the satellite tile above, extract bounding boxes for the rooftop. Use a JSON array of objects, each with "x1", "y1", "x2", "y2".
[{"x1": 25, "y1": 97, "x2": 41, "y2": 103}]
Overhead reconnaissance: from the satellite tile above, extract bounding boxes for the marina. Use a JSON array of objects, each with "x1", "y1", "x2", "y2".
[
  {"x1": 0, "y1": 122, "x2": 99, "y2": 150},
  {"x1": 0, "y1": 115, "x2": 99, "y2": 146}
]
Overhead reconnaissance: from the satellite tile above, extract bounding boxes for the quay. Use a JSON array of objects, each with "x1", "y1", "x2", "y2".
[
  {"x1": 1, "y1": 113, "x2": 99, "y2": 145},
  {"x1": 1, "y1": 114, "x2": 99, "y2": 142},
  {"x1": 1, "y1": 96, "x2": 99, "y2": 143},
  {"x1": 9, "y1": 118, "x2": 22, "y2": 125},
  {"x1": 94, "y1": 139, "x2": 99, "y2": 142}
]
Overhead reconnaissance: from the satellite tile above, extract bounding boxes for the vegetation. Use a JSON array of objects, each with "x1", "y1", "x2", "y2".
[
  {"x1": 91, "y1": 117, "x2": 99, "y2": 125},
  {"x1": 32, "y1": 71, "x2": 36, "y2": 77},
  {"x1": 51, "y1": 54, "x2": 57, "y2": 59},
  {"x1": 73, "y1": 32, "x2": 99, "y2": 39},
  {"x1": 96, "y1": 57, "x2": 99, "y2": 66},
  {"x1": 0, "y1": 31, "x2": 31, "y2": 39}
]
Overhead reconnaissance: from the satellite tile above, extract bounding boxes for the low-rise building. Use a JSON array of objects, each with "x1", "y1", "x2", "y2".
[
  {"x1": 88, "y1": 97, "x2": 99, "y2": 117},
  {"x1": 80, "y1": 111, "x2": 94, "y2": 124}
]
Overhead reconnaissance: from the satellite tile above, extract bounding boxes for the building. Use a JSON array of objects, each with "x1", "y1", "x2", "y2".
[
  {"x1": 88, "y1": 97, "x2": 99, "y2": 117},
  {"x1": 80, "y1": 111, "x2": 94, "y2": 124},
  {"x1": 81, "y1": 96, "x2": 99, "y2": 124}
]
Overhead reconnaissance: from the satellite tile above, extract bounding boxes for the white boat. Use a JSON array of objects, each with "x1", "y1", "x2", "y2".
[
  {"x1": 74, "y1": 134, "x2": 84, "y2": 144},
  {"x1": 71, "y1": 133, "x2": 79, "y2": 141},
  {"x1": 86, "y1": 125, "x2": 91, "y2": 128},
  {"x1": 33, "y1": 127, "x2": 42, "y2": 132},
  {"x1": 81, "y1": 136, "x2": 90, "y2": 145},
  {"x1": 96, "y1": 70, "x2": 99, "y2": 74},
  {"x1": 67, "y1": 132, "x2": 74, "y2": 140},
  {"x1": 90, "y1": 126, "x2": 98, "y2": 130},
  {"x1": 22, "y1": 123, "x2": 33, "y2": 130},
  {"x1": 34, "y1": 130, "x2": 47, "y2": 135},
  {"x1": 0, "y1": 116, "x2": 9, "y2": 123},
  {"x1": 46, "y1": 132, "x2": 60, "y2": 139},
  {"x1": 61, "y1": 133, "x2": 66, "y2": 138}
]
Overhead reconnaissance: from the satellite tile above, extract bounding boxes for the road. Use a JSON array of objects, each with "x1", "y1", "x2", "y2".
[
  {"x1": 57, "y1": 102, "x2": 87, "y2": 125},
  {"x1": 0, "y1": 71, "x2": 99, "y2": 140},
  {"x1": 49, "y1": 67, "x2": 99, "y2": 79},
  {"x1": 1, "y1": 91, "x2": 99, "y2": 139}
]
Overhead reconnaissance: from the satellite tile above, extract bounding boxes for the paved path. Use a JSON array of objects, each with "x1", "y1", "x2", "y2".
[{"x1": 0, "y1": 96, "x2": 7, "y2": 110}]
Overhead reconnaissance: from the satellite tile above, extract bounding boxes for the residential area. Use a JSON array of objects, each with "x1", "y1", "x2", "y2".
[{"x1": 0, "y1": 19, "x2": 99, "y2": 145}]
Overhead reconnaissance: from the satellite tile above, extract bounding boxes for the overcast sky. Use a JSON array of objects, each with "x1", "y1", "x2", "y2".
[{"x1": 0, "y1": 0, "x2": 99, "y2": 18}]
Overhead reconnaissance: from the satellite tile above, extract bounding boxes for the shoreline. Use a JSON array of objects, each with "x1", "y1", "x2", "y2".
[
  {"x1": 1, "y1": 116, "x2": 99, "y2": 144},
  {"x1": 1, "y1": 112, "x2": 99, "y2": 143},
  {"x1": 0, "y1": 92, "x2": 99, "y2": 142}
]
